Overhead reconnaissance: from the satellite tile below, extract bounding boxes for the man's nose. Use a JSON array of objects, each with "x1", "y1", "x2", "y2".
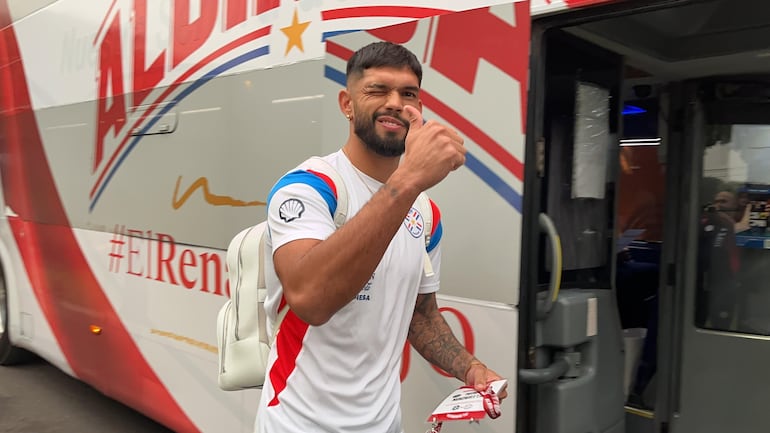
[{"x1": 383, "y1": 90, "x2": 403, "y2": 110}]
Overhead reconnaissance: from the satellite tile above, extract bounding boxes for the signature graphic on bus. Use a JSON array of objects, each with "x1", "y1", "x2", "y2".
[
  {"x1": 172, "y1": 176, "x2": 266, "y2": 209},
  {"x1": 151, "y1": 329, "x2": 217, "y2": 354}
]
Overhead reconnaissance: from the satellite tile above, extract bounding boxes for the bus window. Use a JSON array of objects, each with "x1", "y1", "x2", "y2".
[
  {"x1": 699, "y1": 116, "x2": 770, "y2": 335},
  {"x1": 542, "y1": 30, "x2": 621, "y2": 291}
]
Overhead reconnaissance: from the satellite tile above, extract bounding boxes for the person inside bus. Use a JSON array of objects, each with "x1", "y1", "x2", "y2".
[
  {"x1": 697, "y1": 186, "x2": 748, "y2": 331},
  {"x1": 254, "y1": 42, "x2": 505, "y2": 432},
  {"x1": 617, "y1": 247, "x2": 659, "y2": 410}
]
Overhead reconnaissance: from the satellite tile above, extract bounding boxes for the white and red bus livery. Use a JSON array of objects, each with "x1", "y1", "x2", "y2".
[{"x1": 2, "y1": 1, "x2": 770, "y2": 433}]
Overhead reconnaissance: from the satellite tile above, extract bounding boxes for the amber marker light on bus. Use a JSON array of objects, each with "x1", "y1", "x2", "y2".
[{"x1": 90, "y1": 325, "x2": 103, "y2": 335}]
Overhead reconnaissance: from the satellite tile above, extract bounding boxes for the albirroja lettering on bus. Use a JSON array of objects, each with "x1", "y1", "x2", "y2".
[
  {"x1": 93, "y1": 0, "x2": 281, "y2": 175},
  {"x1": 108, "y1": 224, "x2": 230, "y2": 297}
]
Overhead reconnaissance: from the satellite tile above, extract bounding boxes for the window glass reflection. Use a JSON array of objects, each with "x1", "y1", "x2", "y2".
[{"x1": 698, "y1": 125, "x2": 770, "y2": 335}]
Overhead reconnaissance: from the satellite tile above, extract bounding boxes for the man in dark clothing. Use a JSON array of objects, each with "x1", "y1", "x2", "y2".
[{"x1": 697, "y1": 189, "x2": 744, "y2": 330}]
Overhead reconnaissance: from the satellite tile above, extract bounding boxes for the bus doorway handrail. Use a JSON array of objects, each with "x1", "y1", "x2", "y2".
[{"x1": 539, "y1": 213, "x2": 562, "y2": 320}]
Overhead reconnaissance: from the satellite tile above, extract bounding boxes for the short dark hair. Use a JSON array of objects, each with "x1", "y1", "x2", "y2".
[{"x1": 346, "y1": 41, "x2": 422, "y2": 86}]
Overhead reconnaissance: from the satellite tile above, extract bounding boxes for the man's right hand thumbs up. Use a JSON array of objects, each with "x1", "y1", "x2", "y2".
[
  {"x1": 398, "y1": 105, "x2": 466, "y2": 192},
  {"x1": 403, "y1": 105, "x2": 424, "y2": 131}
]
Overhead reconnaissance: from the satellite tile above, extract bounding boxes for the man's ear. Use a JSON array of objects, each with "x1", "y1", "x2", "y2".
[{"x1": 339, "y1": 89, "x2": 352, "y2": 119}]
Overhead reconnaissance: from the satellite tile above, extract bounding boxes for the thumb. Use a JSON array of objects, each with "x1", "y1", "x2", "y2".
[
  {"x1": 474, "y1": 376, "x2": 488, "y2": 392},
  {"x1": 403, "y1": 105, "x2": 423, "y2": 130},
  {"x1": 471, "y1": 369, "x2": 488, "y2": 392}
]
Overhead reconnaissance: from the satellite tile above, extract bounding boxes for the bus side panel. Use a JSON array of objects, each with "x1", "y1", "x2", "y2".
[
  {"x1": 72, "y1": 227, "x2": 258, "y2": 433},
  {"x1": 0, "y1": 5, "x2": 206, "y2": 431},
  {"x1": 24, "y1": 56, "x2": 331, "y2": 431},
  {"x1": 0, "y1": 0, "x2": 79, "y2": 384},
  {"x1": 37, "y1": 63, "x2": 326, "y2": 250},
  {"x1": 0, "y1": 216, "x2": 73, "y2": 375},
  {"x1": 1, "y1": 0, "x2": 548, "y2": 432}
]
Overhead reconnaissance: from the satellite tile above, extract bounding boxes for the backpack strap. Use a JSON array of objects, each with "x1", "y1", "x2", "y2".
[
  {"x1": 229, "y1": 224, "x2": 265, "y2": 342},
  {"x1": 303, "y1": 156, "x2": 349, "y2": 229},
  {"x1": 257, "y1": 224, "x2": 266, "y2": 292},
  {"x1": 416, "y1": 192, "x2": 432, "y2": 249},
  {"x1": 270, "y1": 304, "x2": 290, "y2": 346},
  {"x1": 415, "y1": 192, "x2": 435, "y2": 278}
]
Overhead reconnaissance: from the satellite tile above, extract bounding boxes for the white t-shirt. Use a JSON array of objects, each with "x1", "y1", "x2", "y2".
[{"x1": 255, "y1": 150, "x2": 442, "y2": 433}]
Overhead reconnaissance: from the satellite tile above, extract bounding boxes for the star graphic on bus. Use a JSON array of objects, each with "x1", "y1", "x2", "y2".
[{"x1": 281, "y1": 8, "x2": 310, "y2": 55}]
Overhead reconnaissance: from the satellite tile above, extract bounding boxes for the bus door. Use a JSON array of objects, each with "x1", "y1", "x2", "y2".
[
  {"x1": 662, "y1": 77, "x2": 770, "y2": 433},
  {"x1": 518, "y1": 24, "x2": 627, "y2": 433}
]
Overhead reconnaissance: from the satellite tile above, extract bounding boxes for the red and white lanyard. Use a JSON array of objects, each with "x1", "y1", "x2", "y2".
[
  {"x1": 425, "y1": 387, "x2": 501, "y2": 433},
  {"x1": 427, "y1": 421, "x2": 445, "y2": 433}
]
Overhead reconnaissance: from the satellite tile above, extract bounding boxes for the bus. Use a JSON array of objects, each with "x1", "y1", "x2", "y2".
[{"x1": 1, "y1": 0, "x2": 769, "y2": 432}]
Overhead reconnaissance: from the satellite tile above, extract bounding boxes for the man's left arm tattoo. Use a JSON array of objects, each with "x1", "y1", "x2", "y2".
[{"x1": 408, "y1": 292, "x2": 476, "y2": 381}]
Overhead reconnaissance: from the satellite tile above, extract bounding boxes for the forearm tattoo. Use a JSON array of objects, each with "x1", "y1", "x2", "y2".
[{"x1": 408, "y1": 293, "x2": 473, "y2": 381}]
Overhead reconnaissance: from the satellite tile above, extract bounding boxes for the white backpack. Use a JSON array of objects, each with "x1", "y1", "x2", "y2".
[{"x1": 216, "y1": 157, "x2": 433, "y2": 391}]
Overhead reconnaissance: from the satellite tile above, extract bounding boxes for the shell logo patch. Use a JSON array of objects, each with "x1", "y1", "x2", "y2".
[
  {"x1": 403, "y1": 207, "x2": 424, "y2": 238},
  {"x1": 279, "y1": 199, "x2": 305, "y2": 222}
]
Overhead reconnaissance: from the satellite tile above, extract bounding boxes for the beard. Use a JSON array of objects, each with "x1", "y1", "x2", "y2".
[{"x1": 353, "y1": 110, "x2": 408, "y2": 157}]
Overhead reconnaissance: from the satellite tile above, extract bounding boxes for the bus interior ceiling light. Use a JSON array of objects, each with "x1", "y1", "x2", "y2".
[{"x1": 619, "y1": 137, "x2": 662, "y2": 146}]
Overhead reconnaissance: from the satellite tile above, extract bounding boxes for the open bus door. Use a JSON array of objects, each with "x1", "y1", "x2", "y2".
[
  {"x1": 531, "y1": 2, "x2": 770, "y2": 433},
  {"x1": 658, "y1": 77, "x2": 770, "y2": 433},
  {"x1": 519, "y1": 18, "x2": 627, "y2": 433}
]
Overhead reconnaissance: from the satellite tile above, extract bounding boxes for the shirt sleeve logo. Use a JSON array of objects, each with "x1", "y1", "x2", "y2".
[
  {"x1": 279, "y1": 199, "x2": 305, "y2": 222},
  {"x1": 403, "y1": 207, "x2": 424, "y2": 238}
]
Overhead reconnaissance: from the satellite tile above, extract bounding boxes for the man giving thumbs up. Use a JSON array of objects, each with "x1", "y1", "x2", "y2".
[{"x1": 256, "y1": 41, "x2": 505, "y2": 433}]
